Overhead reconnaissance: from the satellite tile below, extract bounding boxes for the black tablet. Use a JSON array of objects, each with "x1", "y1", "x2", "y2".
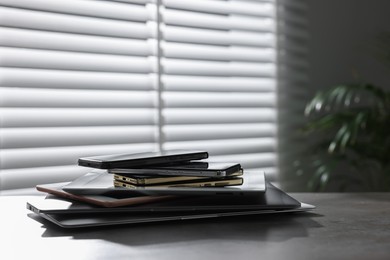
[{"x1": 29, "y1": 204, "x2": 315, "y2": 228}]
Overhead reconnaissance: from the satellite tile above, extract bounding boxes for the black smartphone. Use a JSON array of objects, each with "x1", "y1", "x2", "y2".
[
  {"x1": 108, "y1": 161, "x2": 242, "y2": 177},
  {"x1": 78, "y1": 150, "x2": 208, "y2": 169}
]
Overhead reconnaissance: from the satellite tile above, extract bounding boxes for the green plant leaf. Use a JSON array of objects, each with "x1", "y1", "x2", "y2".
[
  {"x1": 344, "y1": 89, "x2": 355, "y2": 106},
  {"x1": 350, "y1": 112, "x2": 367, "y2": 144},
  {"x1": 304, "y1": 91, "x2": 325, "y2": 116},
  {"x1": 334, "y1": 86, "x2": 349, "y2": 106},
  {"x1": 307, "y1": 159, "x2": 337, "y2": 192},
  {"x1": 328, "y1": 124, "x2": 350, "y2": 153}
]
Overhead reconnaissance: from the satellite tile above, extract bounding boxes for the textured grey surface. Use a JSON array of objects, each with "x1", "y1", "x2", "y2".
[{"x1": 1, "y1": 193, "x2": 390, "y2": 260}]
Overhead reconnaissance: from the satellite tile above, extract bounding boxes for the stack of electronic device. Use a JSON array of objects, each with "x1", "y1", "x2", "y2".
[
  {"x1": 27, "y1": 150, "x2": 315, "y2": 228},
  {"x1": 108, "y1": 153, "x2": 245, "y2": 189}
]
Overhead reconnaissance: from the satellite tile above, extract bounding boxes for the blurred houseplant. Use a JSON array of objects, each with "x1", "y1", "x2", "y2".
[{"x1": 302, "y1": 34, "x2": 390, "y2": 191}]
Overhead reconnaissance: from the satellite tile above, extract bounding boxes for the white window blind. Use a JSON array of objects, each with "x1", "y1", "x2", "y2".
[
  {"x1": 160, "y1": 0, "x2": 278, "y2": 178},
  {"x1": 0, "y1": 0, "x2": 280, "y2": 192}
]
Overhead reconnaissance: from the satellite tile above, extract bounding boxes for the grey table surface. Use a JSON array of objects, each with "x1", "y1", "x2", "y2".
[{"x1": 1, "y1": 193, "x2": 389, "y2": 260}]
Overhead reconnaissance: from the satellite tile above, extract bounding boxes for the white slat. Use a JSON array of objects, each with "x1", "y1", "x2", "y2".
[
  {"x1": 0, "y1": 108, "x2": 157, "y2": 127},
  {"x1": 163, "y1": 25, "x2": 276, "y2": 47},
  {"x1": 163, "y1": 92, "x2": 276, "y2": 108},
  {"x1": 163, "y1": 0, "x2": 275, "y2": 17},
  {"x1": 164, "y1": 123, "x2": 276, "y2": 142},
  {"x1": 0, "y1": 47, "x2": 156, "y2": 73},
  {"x1": 164, "y1": 108, "x2": 276, "y2": 125},
  {"x1": 163, "y1": 42, "x2": 276, "y2": 62},
  {"x1": 0, "y1": 7, "x2": 155, "y2": 38},
  {"x1": 163, "y1": 75, "x2": 276, "y2": 92},
  {"x1": 0, "y1": 27, "x2": 155, "y2": 56},
  {"x1": 0, "y1": 68, "x2": 156, "y2": 90},
  {"x1": 163, "y1": 59, "x2": 276, "y2": 77},
  {"x1": 1, "y1": 126, "x2": 157, "y2": 149},
  {"x1": 110, "y1": 0, "x2": 155, "y2": 4},
  {"x1": 0, "y1": 0, "x2": 154, "y2": 22},
  {"x1": 163, "y1": 138, "x2": 277, "y2": 156},
  {"x1": 0, "y1": 87, "x2": 156, "y2": 108},
  {"x1": 163, "y1": 8, "x2": 276, "y2": 32}
]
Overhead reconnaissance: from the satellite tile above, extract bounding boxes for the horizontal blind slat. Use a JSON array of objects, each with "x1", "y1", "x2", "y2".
[
  {"x1": 163, "y1": 42, "x2": 276, "y2": 62},
  {"x1": 0, "y1": 108, "x2": 157, "y2": 127},
  {"x1": 1, "y1": 126, "x2": 157, "y2": 149},
  {"x1": 0, "y1": 87, "x2": 156, "y2": 108},
  {"x1": 110, "y1": 0, "x2": 155, "y2": 4},
  {"x1": 163, "y1": 75, "x2": 275, "y2": 92},
  {"x1": 163, "y1": 9, "x2": 276, "y2": 32},
  {"x1": 163, "y1": 92, "x2": 275, "y2": 108},
  {"x1": 0, "y1": 7, "x2": 155, "y2": 38},
  {"x1": 1, "y1": 143, "x2": 158, "y2": 169},
  {"x1": 0, "y1": 47, "x2": 156, "y2": 73},
  {"x1": 163, "y1": 59, "x2": 276, "y2": 77},
  {"x1": 164, "y1": 26, "x2": 275, "y2": 47},
  {"x1": 163, "y1": 0, "x2": 275, "y2": 17},
  {"x1": 0, "y1": 0, "x2": 154, "y2": 22},
  {"x1": 0, "y1": 68, "x2": 156, "y2": 90},
  {"x1": 0, "y1": 27, "x2": 155, "y2": 56},
  {"x1": 164, "y1": 108, "x2": 276, "y2": 124},
  {"x1": 105, "y1": 0, "x2": 157, "y2": 5},
  {"x1": 164, "y1": 123, "x2": 276, "y2": 142},
  {"x1": 164, "y1": 138, "x2": 277, "y2": 156}
]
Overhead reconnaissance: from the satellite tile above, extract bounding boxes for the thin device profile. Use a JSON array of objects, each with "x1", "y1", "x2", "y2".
[
  {"x1": 113, "y1": 170, "x2": 243, "y2": 186},
  {"x1": 113, "y1": 177, "x2": 243, "y2": 189},
  {"x1": 108, "y1": 161, "x2": 242, "y2": 177},
  {"x1": 78, "y1": 150, "x2": 208, "y2": 169},
  {"x1": 62, "y1": 171, "x2": 266, "y2": 197}
]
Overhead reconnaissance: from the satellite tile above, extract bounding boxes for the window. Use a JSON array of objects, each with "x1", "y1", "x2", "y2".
[{"x1": 0, "y1": 0, "x2": 286, "y2": 192}]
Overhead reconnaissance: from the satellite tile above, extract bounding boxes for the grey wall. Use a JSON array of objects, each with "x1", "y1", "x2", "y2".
[{"x1": 308, "y1": 0, "x2": 390, "y2": 92}]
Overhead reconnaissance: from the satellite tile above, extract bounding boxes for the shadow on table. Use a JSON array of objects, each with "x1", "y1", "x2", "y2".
[{"x1": 33, "y1": 212, "x2": 323, "y2": 246}]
